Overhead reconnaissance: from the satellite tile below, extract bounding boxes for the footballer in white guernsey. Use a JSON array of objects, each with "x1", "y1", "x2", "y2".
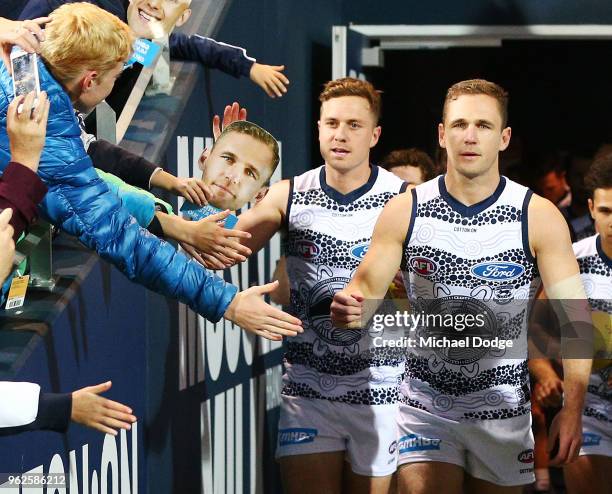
[
  {"x1": 332, "y1": 79, "x2": 592, "y2": 493},
  {"x1": 236, "y1": 78, "x2": 407, "y2": 494},
  {"x1": 563, "y1": 157, "x2": 612, "y2": 494}
]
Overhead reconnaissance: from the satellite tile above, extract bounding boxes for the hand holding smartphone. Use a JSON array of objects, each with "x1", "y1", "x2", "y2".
[{"x1": 10, "y1": 46, "x2": 40, "y2": 114}]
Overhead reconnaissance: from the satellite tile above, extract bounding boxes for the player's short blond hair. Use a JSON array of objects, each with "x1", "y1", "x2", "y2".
[{"x1": 40, "y1": 2, "x2": 133, "y2": 83}]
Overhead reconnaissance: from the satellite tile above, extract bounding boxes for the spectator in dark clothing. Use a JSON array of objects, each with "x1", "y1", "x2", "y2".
[{"x1": 19, "y1": 0, "x2": 290, "y2": 98}]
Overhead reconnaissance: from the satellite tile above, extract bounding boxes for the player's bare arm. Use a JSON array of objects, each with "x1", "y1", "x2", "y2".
[
  {"x1": 235, "y1": 179, "x2": 290, "y2": 253},
  {"x1": 331, "y1": 191, "x2": 413, "y2": 328},
  {"x1": 529, "y1": 193, "x2": 592, "y2": 466}
]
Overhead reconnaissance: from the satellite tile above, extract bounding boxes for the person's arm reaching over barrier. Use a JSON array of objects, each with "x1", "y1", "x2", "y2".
[
  {"x1": 157, "y1": 209, "x2": 252, "y2": 267},
  {"x1": 169, "y1": 33, "x2": 289, "y2": 98},
  {"x1": 78, "y1": 111, "x2": 211, "y2": 205},
  {"x1": 0, "y1": 381, "x2": 136, "y2": 436}
]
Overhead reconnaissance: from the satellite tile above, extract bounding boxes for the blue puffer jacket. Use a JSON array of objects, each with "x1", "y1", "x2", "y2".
[{"x1": 0, "y1": 60, "x2": 237, "y2": 322}]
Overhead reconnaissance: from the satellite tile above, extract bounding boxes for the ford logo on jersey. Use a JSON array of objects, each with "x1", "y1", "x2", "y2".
[
  {"x1": 350, "y1": 243, "x2": 369, "y2": 260},
  {"x1": 471, "y1": 262, "x2": 525, "y2": 281},
  {"x1": 398, "y1": 434, "x2": 441, "y2": 453},
  {"x1": 409, "y1": 257, "x2": 438, "y2": 276},
  {"x1": 278, "y1": 428, "x2": 318, "y2": 446},
  {"x1": 296, "y1": 240, "x2": 320, "y2": 259}
]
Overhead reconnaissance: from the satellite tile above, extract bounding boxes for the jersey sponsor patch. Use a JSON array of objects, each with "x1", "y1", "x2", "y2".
[
  {"x1": 398, "y1": 434, "x2": 441, "y2": 453},
  {"x1": 470, "y1": 261, "x2": 525, "y2": 281},
  {"x1": 517, "y1": 449, "x2": 534, "y2": 463},
  {"x1": 278, "y1": 428, "x2": 318, "y2": 446},
  {"x1": 295, "y1": 240, "x2": 321, "y2": 259},
  {"x1": 409, "y1": 257, "x2": 438, "y2": 276},
  {"x1": 582, "y1": 433, "x2": 602, "y2": 447},
  {"x1": 350, "y1": 243, "x2": 369, "y2": 261}
]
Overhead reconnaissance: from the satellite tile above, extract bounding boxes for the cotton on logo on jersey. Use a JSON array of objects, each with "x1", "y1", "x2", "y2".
[
  {"x1": 350, "y1": 243, "x2": 369, "y2": 261},
  {"x1": 409, "y1": 257, "x2": 437, "y2": 276},
  {"x1": 296, "y1": 240, "x2": 320, "y2": 259},
  {"x1": 398, "y1": 434, "x2": 441, "y2": 453},
  {"x1": 471, "y1": 262, "x2": 525, "y2": 281},
  {"x1": 278, "y1": 428, "x2": 318, "y2": 446}
]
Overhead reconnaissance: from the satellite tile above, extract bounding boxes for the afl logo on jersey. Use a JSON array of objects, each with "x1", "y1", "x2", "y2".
[
  {"x1": 471, "y1": 262, "x2": 524, "y2": 281},
  {"x1": 296, "y1": 240, "x2": 320, "y2": 259},
  {"x1": 409, "y1": 257, "x2": 438, "y2": 276},
  {"x1": 517, "y1": 449, "x2": 534, "y2": 463},
  {"x1": 350, "y1": 243, "x2": 369, "y2": 260}
]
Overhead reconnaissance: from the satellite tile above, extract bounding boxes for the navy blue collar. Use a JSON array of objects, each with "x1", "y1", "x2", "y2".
[
  {"x1": 320, "y1": 165, "x2": 378, "y2": 205},
  {"x1": 596, "y1": 235, "x2": 612, "y2": 269},
  {"x1": 439, "y1": 175, "x2": 506, "y2": 217}
]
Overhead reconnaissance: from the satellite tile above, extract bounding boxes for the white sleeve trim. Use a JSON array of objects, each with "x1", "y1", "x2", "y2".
[
  {"x1": 0, "y1": 382, "x2": 40, "y2": 427},
  {"x1": 193, "y1": 34, "x2": 257, "y2": 63},
  {"x1": 148, "y1": 167, "x2": 163, "y2": 189}
]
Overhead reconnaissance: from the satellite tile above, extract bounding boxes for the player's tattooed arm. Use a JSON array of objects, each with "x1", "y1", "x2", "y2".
[
  {"x1": 529, "y1": 194, "x2": 592, "y2": 466},
  {"x1": 235, "y1": 179, "x2": 290, "y2": 254},
  {"x1": 331, "y1": 192, "x2": 413, "y2": 329}
]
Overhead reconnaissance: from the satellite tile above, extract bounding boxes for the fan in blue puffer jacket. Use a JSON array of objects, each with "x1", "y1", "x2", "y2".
[{"x1": 0, "y1": 3, "x2": 302, "y2": 340}]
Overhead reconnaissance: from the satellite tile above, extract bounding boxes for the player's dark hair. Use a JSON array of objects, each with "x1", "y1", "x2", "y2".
[
  {"x1": 382, "y1": 148, "x2": 437, "y2": 182},
  {"x1": 584, "y1": 154, "x2": 612, "y2": 198}
]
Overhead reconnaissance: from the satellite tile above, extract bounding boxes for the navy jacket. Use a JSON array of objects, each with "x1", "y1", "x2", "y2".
[{"x1": 19, "y1": 0, "x2": 255, "y2": 78}]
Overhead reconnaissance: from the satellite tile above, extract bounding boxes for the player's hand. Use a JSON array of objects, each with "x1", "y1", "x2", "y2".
[
  {"x1": 249, "y1": 63, "x2": 289, "y2": 98},
  {"x1": 0, "y1": 17, "x2": 49, "y2": 72},
  {"x1": 184, "y1": 210, "x2": 252, "y2": 263},
  {"x1": 71, "y1": 381, "x2": 136, "y2": 436},
  {"x1": 330, "y1": 290, "x2": 364, "y2": 328},
  {"x1": 534, "y1": 377, "x2": 564, "y2": 408},
  {"x1": 7, "y1": 90, "x2": 49, "y2": 172},
  {"x1": 224, "y1": 280, "x2": 303, "y2": 341},
  {"x1": 179, "y1": 241, "x2": 208, "y2": 267},
  {"x1": 201, "y1": 251, "x2": 237, "y2": 271},
  {"x1": 172, "y1": 176, "x2": 211, "y2": 206},
  {"x1": 0, "y1": 208, "x2": 15, "y2": 284},
  {"x1": 180, "y1": 241, "x2": 236, "y2": 271},
  {"x1": 212, "y1": 101, "x2": 247, "y2": 140},
  {"x1": 548, "y1": 407, "x2": 582, "y2": 466}
]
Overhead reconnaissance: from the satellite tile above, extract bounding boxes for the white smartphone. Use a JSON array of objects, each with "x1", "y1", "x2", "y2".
[{"x1": 10, "y1": 46, "x2": 40, "y2": 113}]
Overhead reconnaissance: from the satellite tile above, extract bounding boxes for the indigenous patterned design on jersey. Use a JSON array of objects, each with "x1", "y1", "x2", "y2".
[
  {"x1": 284, "y1": 165, "x2": 406, "y2": 405},
  {"x1": 400, "y1": 176, "x2": 541, "y2": 421},
  {"x1": 573, "y1": 235, "x2": 612, "y2": 423}
]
